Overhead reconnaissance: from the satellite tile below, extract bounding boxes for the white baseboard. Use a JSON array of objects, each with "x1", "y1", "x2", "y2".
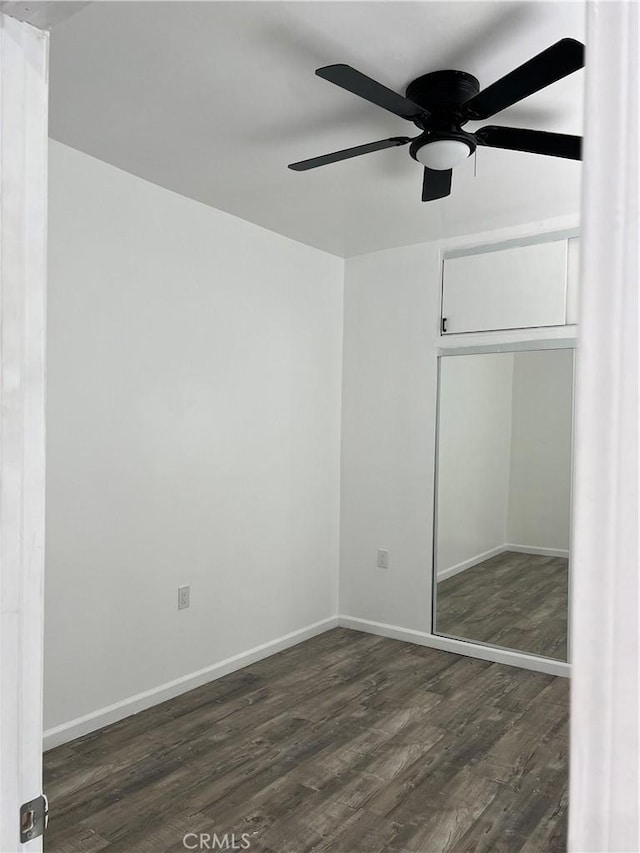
[
  {"x1": 437, "y1": 544, "x2": 506, "y2": 581},
  {"x1": 505, "y1": 544, "x2": 570, "y2": 559},
  {"x1": 43, "y1": 616, "x2": 338, "y2": 751},
  {"x1": 337, "y1": 615, "x2": 570, "y2": 678}
]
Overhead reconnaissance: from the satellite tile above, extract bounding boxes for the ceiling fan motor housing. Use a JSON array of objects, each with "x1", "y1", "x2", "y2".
[
  {"x1": 406, "y1": 70, "x2": 479, "y2": 119},
  {"x1": 406, "y1": 70, "x2": 479, "y2": 163}
]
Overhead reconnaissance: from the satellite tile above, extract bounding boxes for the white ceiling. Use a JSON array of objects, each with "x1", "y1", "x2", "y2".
[{"x1": 48, "y1": 1, "x2": 585, "y2": 257}]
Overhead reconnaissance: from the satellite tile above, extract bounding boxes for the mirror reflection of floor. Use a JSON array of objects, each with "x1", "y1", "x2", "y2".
[{"x1": 436, "y1": 551, "x2": 568, "y2": 661}]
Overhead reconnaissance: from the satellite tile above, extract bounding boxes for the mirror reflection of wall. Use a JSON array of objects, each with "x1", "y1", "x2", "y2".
[{"x1": 434, "y1": 347, "x2": 574, "y2": 662}]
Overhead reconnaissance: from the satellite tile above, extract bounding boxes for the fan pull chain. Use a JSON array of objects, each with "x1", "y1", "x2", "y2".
[{"x1": 474, "y1": 149, "x2": 477, "y2": 178}]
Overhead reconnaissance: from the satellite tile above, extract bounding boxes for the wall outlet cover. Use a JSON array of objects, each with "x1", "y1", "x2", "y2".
[
  {"x1": 178, "y1": 585, "x2": 190, "y2": 610},
  {"x1": 377, "y1": 549, "x2": 390, "y2": 570}
]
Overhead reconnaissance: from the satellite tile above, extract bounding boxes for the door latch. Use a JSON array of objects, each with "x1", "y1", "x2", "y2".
[{"x1": 20, "y1": 794, "x2": 48, "y2": 843}]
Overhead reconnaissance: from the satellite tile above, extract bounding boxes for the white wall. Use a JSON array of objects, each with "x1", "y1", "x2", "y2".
[
  {"x1": 339, "y1": 243, "x2": 440, "y2": 631},
  {"x1": 437, "y1": 353, "x2": 514, "y2": 576},
  {"x1": 507, "y1": 349, "x2": 574, "y2": 551},
  {"x1": 45, "y1": 141, "x2": 344, "y2": 732}
]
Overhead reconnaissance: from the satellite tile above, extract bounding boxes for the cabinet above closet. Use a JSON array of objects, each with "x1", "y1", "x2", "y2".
[{"x1": 441, "y1": 234, "x2": 579, "y2": 335}]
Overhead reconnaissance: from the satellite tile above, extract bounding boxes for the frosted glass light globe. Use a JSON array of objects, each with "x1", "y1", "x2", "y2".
[{"x1": 415, "y1": 139, "x2": 472, "y2": 170}]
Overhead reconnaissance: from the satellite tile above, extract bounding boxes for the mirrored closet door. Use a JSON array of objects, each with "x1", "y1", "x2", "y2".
[{"x1": 433, "y1": 344, "x2": 574, "y2": 662}]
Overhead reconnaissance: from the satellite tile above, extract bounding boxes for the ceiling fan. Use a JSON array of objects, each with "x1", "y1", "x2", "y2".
[{"x1": 288, "y1": 38, "x2": 584, "y2": 201}]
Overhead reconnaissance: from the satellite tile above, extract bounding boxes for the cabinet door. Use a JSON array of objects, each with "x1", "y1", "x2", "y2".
[{"x1": 442, "y1": 240, "x2": 568, "y2": 334}]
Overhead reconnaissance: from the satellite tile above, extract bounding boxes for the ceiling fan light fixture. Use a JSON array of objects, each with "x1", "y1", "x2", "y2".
[{"x1": 414, "y1": 138, "x2": 473, "y2": 170}]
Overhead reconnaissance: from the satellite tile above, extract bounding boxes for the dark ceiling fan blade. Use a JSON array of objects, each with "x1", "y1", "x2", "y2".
[
  {"x1": 316, "y1": 64, "x2": 428, "y2": 121},
  {"x1": 422, "y1": 167, "x2": 452, "y2": 201},
  {"x1": 475, "y1": 125, "x2": 582, "y2": 160},
  {"x1": 461, "y1": 38, "x2": 585, "y2": 120},
  {"x1": 288, "y1": 136, "x2": 411, "y2": 171}
]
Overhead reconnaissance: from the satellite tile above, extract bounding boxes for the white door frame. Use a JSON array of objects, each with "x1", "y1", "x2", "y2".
[
  {"x1": 568, "y1": 1, "x2": 639, "y2": 850},
  {"x1": 0, "y1": 12, "x2": 48, "y2": 853}
]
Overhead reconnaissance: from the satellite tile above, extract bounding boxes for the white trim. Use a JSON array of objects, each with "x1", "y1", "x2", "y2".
[
  {"x1": 438, "y1": 324, "x2": 577, "y2": 352},
  {"x1": 43, "y1": 617, "x2": 338, "y2": 751},
  {"x1": 437, "y1": 213, "x2": 580, "y2": 257},
  {"x1": 569, "y1": 3, "x2": 639, "y2": 849},
  {"x1": 0, "y1": 14, "x2": 48, "y2": 852},
  {"x1": 443, "y1": 227, "x2": 579, "y2": 261},
  {"x1": 437, "y1": 544, "x2": 506, "y2": 581},
  {"x1": 438, "y1": 338, "x2": 577, "y2": 357},
  {"x1": 338, "y1": 616, "x2": 569, "y2": 678},
  {"x1": 505, "y1": 544, "x2": 569, "y2": 559}
]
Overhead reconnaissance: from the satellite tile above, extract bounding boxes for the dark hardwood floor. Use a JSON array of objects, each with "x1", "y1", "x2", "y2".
[
  {"x1": 44, "y1": 629, "x2": 568, "y2": 853},
  {"x1": 436, "y1": 551, "x2": 569, "y2": 661}
]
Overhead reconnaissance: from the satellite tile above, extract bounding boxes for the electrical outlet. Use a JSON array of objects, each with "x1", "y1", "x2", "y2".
[
  {"x1": 377, "y1": 549, "x2": 390, "y2": 570},
  {"x1": 178, "y1": 585, "x2": 190, "y2": 610}
]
